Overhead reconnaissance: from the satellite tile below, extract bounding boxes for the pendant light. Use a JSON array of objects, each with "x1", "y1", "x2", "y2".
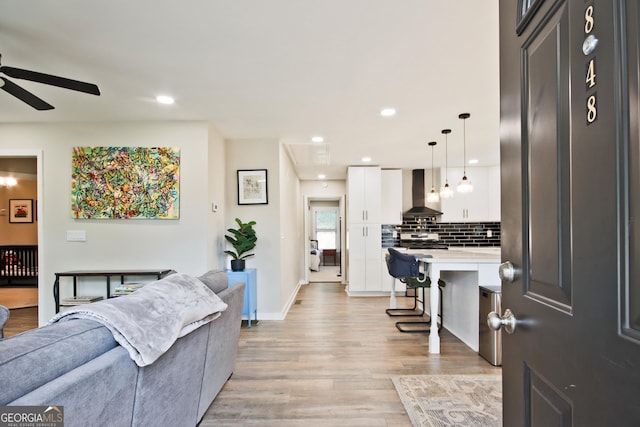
[
  {"x1": 426, "y1": 141, "x2": 440, "y2": 203},
  {"x1": 440, "y1": 128, "x2": 454, "y2": 198},
  {"x1": 457, "y1": 113, "x2": 473, "y2": 193}
]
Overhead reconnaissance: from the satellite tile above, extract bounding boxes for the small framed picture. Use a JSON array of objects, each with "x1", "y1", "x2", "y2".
[
  {"x1": 9, "y1": 199, "x2": 34, "y2": 223},
  {"x1": 237, "y1": 169, "x2": 268, "y2": 205}
]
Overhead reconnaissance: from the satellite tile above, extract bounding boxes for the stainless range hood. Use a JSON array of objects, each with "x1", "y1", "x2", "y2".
[{"x1": 404, "y1": 169, "x2": 443, "y2": 216}]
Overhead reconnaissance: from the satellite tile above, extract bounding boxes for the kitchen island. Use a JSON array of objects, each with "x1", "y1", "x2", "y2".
[{"x1": 388, "y1": 248, "x2": 501, "y2": 354}]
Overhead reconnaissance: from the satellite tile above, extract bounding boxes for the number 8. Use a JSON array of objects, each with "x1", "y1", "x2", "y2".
[
  {"x1": 587, "y1": 95, "x2": 597, "y2": 123},
  {"x1": 585, "y1": 5, "x2": 594, "y2": 34}
]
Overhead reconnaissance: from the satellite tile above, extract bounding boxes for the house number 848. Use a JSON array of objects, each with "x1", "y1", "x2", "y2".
[{"x1": 585, "y1": 4, "x2": 597, "y2": 125}]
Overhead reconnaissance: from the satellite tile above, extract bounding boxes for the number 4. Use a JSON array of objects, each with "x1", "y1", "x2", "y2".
[{"x1": 586, "y1": 59, "x2": 596, "y2": 88}]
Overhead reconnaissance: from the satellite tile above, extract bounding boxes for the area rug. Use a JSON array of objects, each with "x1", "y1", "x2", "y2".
[{"x1": 392, "y1": 374, "x2": 502, "y2": 427}]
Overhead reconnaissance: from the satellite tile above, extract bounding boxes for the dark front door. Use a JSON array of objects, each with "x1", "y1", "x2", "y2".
[{"x1": 499, "y1": 1, "x2": 640, "y2": 425}]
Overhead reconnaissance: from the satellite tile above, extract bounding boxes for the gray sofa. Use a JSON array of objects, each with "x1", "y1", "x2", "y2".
[{"x1": 0, "y1": 269, "x2": 244, "y2": 426}]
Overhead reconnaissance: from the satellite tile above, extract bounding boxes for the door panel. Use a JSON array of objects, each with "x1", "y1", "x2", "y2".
[
  {"x1": 623, "y1": 1, "x2": 640, "y2": 342},
  {"x1": 500, "y1": 0, "x2": 640, "y2": 425},
  {"x1": 527, "y1": 367, "x2": 573, "y2": 425},
  {"x1": 522, "y1": 3, "x2": 572, "y2": 309}
]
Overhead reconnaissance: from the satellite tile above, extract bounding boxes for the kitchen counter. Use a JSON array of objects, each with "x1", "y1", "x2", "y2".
[
  {"x1": 404, "y1": 248, "x2": 501, "y2": 262},
  {"x1": 385, "y1": 247, "x2": 501, "y2": 354}
]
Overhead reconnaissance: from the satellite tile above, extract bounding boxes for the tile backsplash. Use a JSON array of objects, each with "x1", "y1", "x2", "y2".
[{"x1": 381, "y1": 216, "x2": 501, "y2": 248}]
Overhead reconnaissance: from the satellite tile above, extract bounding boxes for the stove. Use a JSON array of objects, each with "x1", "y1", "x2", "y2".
[{"x1": 399, "y1": 233, "x2": 449, "y2": 250}]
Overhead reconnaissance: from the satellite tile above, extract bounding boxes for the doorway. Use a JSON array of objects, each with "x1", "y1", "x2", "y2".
[
  {"x1": 305, "y1": 197, "x2": 344, "y2": 283},
  {"x1": 0, "y1": 152, "x2": 42, "y2": 333}
]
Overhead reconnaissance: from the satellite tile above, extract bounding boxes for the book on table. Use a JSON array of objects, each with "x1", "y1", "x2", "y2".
[
  {"x1": 60, "y1": 296, "x2": 104, "y2": 306},
  {"x1": 111, "y1": 282, "x2": 144, "y2": 297}
]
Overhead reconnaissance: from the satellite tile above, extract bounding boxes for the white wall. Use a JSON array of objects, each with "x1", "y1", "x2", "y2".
[
  {"x1": 300, "y1": 180, "x2": 345, "y2": 199},
  {"x1": 278, "y1": 144, "x2": 303, "y2": 313},
  {"x1": 207, "y1": 124, "x2": 227, "y2": 269},
  {"x1": 0, "y1": 122, "x2": 219, "y2": 323},
  {"x1": 0, "y1": 124, "x2": 309, "y2": 324},
  {"x1": 225, "y1": 139, "x2": 286, "y2": 319}
]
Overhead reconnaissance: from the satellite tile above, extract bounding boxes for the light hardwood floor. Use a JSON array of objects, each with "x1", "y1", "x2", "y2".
[
  {"x1": 0, "y1": 287, "x2": 38, "y2": 309},
  {"x1": 200, "y1": 282, "x2": 501, "y2": 426},
  {"x1": 3, "y1": 306, "x2": 38, "y2": 338}
]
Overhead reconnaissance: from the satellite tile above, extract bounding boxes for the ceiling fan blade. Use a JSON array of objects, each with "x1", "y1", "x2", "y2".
[
  {"x1": 0, "y1": 66, "x2": 100, "y2": 96},
  {"x1": 0, "y1": 77, "x2": 54, "y2": 110}
]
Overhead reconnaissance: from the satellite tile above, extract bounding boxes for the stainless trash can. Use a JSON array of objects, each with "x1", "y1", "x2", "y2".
[{"x1": 479, "y1": 285, "x2": 502, "y2": 366}]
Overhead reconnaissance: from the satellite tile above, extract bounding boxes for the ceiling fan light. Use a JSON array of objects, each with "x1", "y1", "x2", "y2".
[{"x1": 457, "y1": 175, "x2": 473, "y2": 193}]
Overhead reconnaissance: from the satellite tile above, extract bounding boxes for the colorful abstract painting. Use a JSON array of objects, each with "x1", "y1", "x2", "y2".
[{"x1": 71, "y1": 146, "x2": 180, "y2": 219}]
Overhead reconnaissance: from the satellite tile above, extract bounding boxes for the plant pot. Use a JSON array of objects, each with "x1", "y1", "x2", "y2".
[{"x1": 230, "y1": 259, "x2": 245, "y2": 272}]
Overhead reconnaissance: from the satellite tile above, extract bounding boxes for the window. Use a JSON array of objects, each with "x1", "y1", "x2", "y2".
[{"x1": 315, "y1": 209, "x2": 338, "y2": 250}]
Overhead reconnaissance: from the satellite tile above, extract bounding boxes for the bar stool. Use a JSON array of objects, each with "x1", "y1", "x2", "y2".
[{"x1": 385, "y1": 248, "x2": 445, "y2": 333}]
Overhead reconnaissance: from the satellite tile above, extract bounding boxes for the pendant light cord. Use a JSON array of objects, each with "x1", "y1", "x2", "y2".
[
  {"x1": 445, "y1": 132, "x2": 449, "y2": 183},
  {"x1": 462, "y1": 117, "x2": 467, "y2": 175},
  {"x1": 458, "y1": 113, "x2": 470, "y2": 175}
]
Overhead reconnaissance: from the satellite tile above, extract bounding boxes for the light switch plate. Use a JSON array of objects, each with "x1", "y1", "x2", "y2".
[{"x1": 66, "y1": 230, "x2": 86, "y2": 242}]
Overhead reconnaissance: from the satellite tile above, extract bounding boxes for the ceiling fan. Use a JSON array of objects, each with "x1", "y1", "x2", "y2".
[{"x1": 0, "y1": 53, "x2": 100, "y2": 110}]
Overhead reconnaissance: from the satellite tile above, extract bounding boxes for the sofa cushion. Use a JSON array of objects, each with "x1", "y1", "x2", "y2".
[
  {"x1": 197, "y1": 269, "x2": 229, "y2": 294},
  {"x1": 11, "y1": 346, "x2": 138, "y2": 427},
  {"x1": 0, "y1": 319, "x2": 117, "y2": 404}
]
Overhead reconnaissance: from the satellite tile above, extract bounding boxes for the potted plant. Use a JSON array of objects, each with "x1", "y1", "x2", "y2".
[{"x1": 224, "y1": 218, "x2": 257, "y2": 271}]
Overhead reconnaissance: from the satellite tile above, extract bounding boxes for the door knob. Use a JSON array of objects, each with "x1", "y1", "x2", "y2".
[
  {"x1": 487, "y1": 309, "x2": 517, "y2": 334},
  {"x1": 499, "y1": 261, "x2": 520, "y2": 283}
]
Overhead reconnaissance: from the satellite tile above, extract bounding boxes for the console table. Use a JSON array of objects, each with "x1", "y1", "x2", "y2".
[
  {"x1": 53, "y1": 269, "x2": 175, "y2": 313},
  {"x1": 226, "y1": 268, "x2": 257, "y2": 328}
]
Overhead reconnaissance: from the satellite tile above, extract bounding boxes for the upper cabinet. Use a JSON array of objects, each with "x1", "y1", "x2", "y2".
[
  {"x1": 440, "y1": 166, "x2": 501, "y2": 222},
  {"x1": 347, "y1": 167, "x2": 381, "y2": 224},
  {"x1": 380, "y1": 169, "x2": 402, "y2": 225}
]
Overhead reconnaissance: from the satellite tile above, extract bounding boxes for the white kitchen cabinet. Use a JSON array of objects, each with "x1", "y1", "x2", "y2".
[
  {"x1": 347, "y1": 167, "x2": 381, "y2": 224},
  {"x1": 440, "y1": 166, "x2": 500, "y2": 222},
  {"x1": 347, "y1": 223, "x2": 382, "y2": 292},
  {"x1": 347, "y1": 167, "x2": 383, "y2": 293},
  {"x1": 380, "y1": 169, "x2": 403, "y2": 225}
]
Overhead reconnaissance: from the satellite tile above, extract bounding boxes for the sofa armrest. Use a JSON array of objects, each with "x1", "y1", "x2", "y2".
[{"x1": 197, "y1": 281, "x2": 245, "y2": 421}]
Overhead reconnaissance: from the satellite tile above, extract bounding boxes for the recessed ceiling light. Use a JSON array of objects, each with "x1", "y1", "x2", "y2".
[
  {"x1": 156, "y1": 95, "x2": 175, "y2": 105},
  {"x1": 380, "y1": 108, "x2": 396, "y2": 117},
  {"x1": 361, "y1": 157, "x2": 372, "y2": 162},
  {"x1": 469, "y1": 159, "x2": 479, "y2": 164},
  {"x1": 311, "y1": 136, "x2": 324, "y2": 143},
  {"x1": 318, "y1": 174, "x2": 326, "y2": 179}
]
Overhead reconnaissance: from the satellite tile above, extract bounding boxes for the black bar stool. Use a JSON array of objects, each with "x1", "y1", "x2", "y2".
[{"x1": 385, "y1": 248, "x2": 445, "y2": 333}]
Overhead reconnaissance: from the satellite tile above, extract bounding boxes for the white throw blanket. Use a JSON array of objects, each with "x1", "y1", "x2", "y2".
[{"x1": 49, "y1": 273, "x2": 228, "y2": 366}]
